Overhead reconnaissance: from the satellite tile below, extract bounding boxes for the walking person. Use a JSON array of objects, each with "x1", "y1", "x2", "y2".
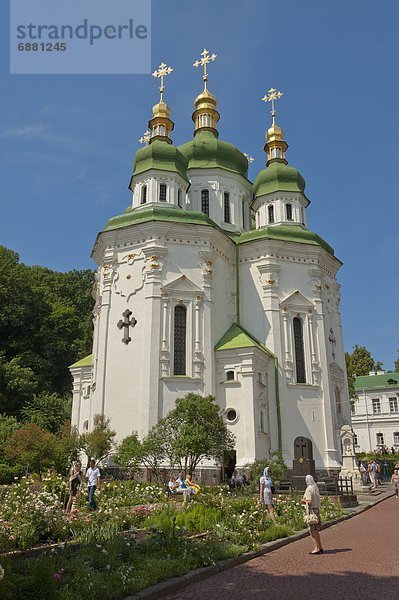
[
  {"x1": 368, "y1": 460, "x2": 377, "y2": 490},
  {"x1": 66, "y1": 461, "x2": 82, "y2": 513},
  {"x1": 391, "y1": 468, "x2": 399, "y2": 498},
  {"x1": 301, "y1": 474, "x2": 323, "y2": 555},
  {"x1": 86, "y1": 459, "x2": 101, "y2": 511},
  {"x1": 383, "y1": 461, "x2": 390, "y2": 481},
  {"x1": 259, "y1": 466, "x2": 276, "y2": 522}
]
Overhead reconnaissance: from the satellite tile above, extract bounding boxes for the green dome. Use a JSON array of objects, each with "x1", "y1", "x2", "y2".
[
  {"x1": 253, "y1": 161, "x2": 306, "y2": 198},
  {"x1": 133, "y1": 139, "x2": 189, "y2": 183},
  {"x1": 178, "y1": 131, "x2": 248, "y2": 178}
]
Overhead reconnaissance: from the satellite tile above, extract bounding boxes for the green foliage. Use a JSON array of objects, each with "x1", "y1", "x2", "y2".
[
  {"x1": 116, "y1": 431, "x2": 142, "y2": 471},
  {"x1": 53, "y1": 423, "x2": 81, "y2": 475},
  {"x1": 245, "y1": 451, "x2": 288, "y2": 492},
  {"x1": 5, "y1": 423, "x2": 56, "y2": 479},
  {"x1": 0, "y1": 245, "x2": 94, "y2": 417},
  {"x1": 156, "y1": 393, "x2": 235, "y2": 476},
  {"x1": 79, "y1": 414, "x2": 116, "y2": 463},
  {"x1": 0, "y1": 414, "x2": 20, "y2": 461},
  {"x1": 21, "y1": 392, "x2": 72, "y2": 434}
]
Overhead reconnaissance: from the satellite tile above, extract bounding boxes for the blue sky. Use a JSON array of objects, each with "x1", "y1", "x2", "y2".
[{"x1": 0, "y1": 0, "x2": 398, "y2": 369}]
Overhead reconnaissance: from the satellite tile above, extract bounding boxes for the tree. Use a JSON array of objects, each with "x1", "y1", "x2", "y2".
[
  {"x1": 0, "y1": 414, "x2": 20, "y2": 462},
  {"x1": 5, "y1": 423, "x2": 56, "y2": 479},
  {"x1": 116, "y1": 431, "x2": 143, "y2": 476},
  {"x1": 158, "y1": 393, "x2": 235, "y2": 477},
  {"x1": 53, "y1": 423, "x2": 80, "y2": 475},
  {"x1": 21, "y1": 392, "x2": 72, "y2": 434},
  {"x1": 79, "y1": 414, "x2": 116, "y2": 464},
  {"x1": 141, "y1": 427, "x2": 167, "y2": 482},
  {"x1": 394, "y1": 348, "x2": 399, "y2": 373},
  {"x1": 0, "y1": 355, "x2": 39, "y2": 417},
  {"x1": 345, "y1": 344, "x2": 384, "y2": 402}
]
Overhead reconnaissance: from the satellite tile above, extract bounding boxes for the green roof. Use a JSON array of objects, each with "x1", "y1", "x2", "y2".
[
  {"x1": 215, "y1": 322, "x2": 274, "y2": 356},
  {"x1": 355, "y1": 373, "x2": 399, "y2": 391},
  {"x1": 253, "y1": 161, "x2": 307, "y2": 198},
  {"x1": 236, "y1": 224, "x2": 337, "y2": 258},
  {"x1": 105, "y1": 205, "x2": 219, "y2": 232},
  {"x1": 69, "y1": 354, "x2": 92, "y2": 368},
  {"x1": 179, "y1": 130, "x2": 248, "y2": 178},
  {"x1": 133, "y1": 139, "x2": 189, "y2": 183}
]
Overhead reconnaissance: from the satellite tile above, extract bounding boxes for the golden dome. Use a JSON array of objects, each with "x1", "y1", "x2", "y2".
[
  {"x1": 151, "y1": 100, "x2": 171, "y2": 119},
  {"x1": 267, "y1": 123, "x2": 284, "y2": 143},
  {"x1": 194, "y1": 88, "x2": 218, "y2": 110}
]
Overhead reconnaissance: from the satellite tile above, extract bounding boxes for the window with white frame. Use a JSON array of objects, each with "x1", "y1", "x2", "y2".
[
  {"x1": 159, "y1": 183, "x2": 167, "y2": 202},
  {"x1": 389, "y1": 397, "x2": 398, "y2": 413},
  {"x1": 225, "y1": 370, "x2": 235, "y2": 382},
  {"x1": 201, "y1": 189, "x2": 209, "y2": 215},
  {"x1": 293, "y1": 317, "x2": 306, "y2": 383},
  {"x1": 372, "y1": 398, "x2": 381, "y2": 414},
  {"x1": 286, "y1": 203, "x2": 293, "y2": 220},
  {"x1": 394, "y1": 432, "x2": 399, "y2": 445},
  {"x1": 173, "y1": 305, "x2": 186, "y2": 375},
  {"x1": 141, "y1": 185, "x2": 147, "y2": 204},
  {"x1": 268, "y1": 204, "x2": 274, "y2": 224},
  {"x1": 353, "y1": 434, "x2": 358, "y2": 446},
  {"x1": 376, "y1": 432, "x2": 384, "y2": 446},
  {"x1": 224, "y1": 192, "x2": 230, "y2": 223},
  {"x1": 178, "y1": 189, "x2": 182, "y2": 208}
]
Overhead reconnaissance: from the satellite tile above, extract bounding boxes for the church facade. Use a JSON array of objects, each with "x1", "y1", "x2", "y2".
[{"x1": 70, "y1": 56, "x2": 351, "y2": 475}]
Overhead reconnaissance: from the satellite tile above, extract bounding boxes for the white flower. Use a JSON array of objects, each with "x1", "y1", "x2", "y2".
[{"x1": 0, "y1": 565, "x2": 4, "y2": 580}]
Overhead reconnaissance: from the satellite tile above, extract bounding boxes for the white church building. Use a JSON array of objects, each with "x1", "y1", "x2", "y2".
[{"x1": 70, "y1": 55, "x2": 351, "y2": 477}]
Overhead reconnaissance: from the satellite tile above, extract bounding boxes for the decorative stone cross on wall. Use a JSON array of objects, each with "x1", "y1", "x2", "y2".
[
  {"x1": 117, "y1": 309, "x2": 137, "y2": 345},
  {"x1": 329, "y1": 328, "x2": 336, "y2": 359}
]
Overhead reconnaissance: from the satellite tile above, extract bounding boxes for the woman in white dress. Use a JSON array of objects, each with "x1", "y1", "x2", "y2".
[
  {"x1": 301, "y1": 474, "x2": 323, "y2": 554},
  {"x1": 259, "y1": 466, "x2": 276, "y2": 522}
]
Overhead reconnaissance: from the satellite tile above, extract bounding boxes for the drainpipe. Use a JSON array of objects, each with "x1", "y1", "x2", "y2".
[{"x1": 235, "y1": 243, "x2": 240, "y2": 325}]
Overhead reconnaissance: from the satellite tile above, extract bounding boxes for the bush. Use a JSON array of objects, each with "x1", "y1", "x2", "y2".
[{"x1": 0, "y1": 463, "x2": 22, "y2": 484}]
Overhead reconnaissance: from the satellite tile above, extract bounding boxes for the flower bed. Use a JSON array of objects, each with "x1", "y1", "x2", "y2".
[{"x1": 0, "y1": 478, "x2": 347, "y2": 599}]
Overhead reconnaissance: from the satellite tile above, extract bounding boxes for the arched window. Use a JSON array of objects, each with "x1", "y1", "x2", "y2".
[
  {"x1": 226, "y1": 370, "x2": 235, "y2": 381},
  {"x1": 141, "y1": 185, "x2": 147, "y2": 204},
  {"x1": 83, "y1": 420, "x2": 89, "y2": 431},
  {"x1": 286, "y1": 203, "x2": 293, "y2": 220},
  {"x1": 201, "y1": 189, "x2": 209, "y2": 216},
  {"x1": 159, "y1": 184, "x2": 167, "y2": 202},
  {"x1": 224, "y1": 192, "x2": 230, "y2": 223},
  {"x1": 173, "y1": 305, "x2": 186, "y2": 375},
  {"x1": 178, "y1": 189, "x2": 182, "y2": 208},
  {"x1": 293, "y1": 317, "x2": 306, "y2": 383},
  {"x1": 268, "y1": 205, "x2": 274, "y2": 223}
]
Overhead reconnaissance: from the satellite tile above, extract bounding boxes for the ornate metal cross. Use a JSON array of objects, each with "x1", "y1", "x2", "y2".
[
  {"x1": 262, "y1": 87, "x2": 283, "y2": 124},
  {"x1": 244, "y1": 153, "x2": 254, "y2": 164},
  {"x1": 139, "y1": 130, "x2": 151, "y2": 145},
  {"x1": 193, "y1": 48, "x2": 217, "y2": 89},
  {"x1": 117, "y1": 309, "x2": 137, "y2": 345},
  {"x1": 152, "y1": 62, "x2": 173, "y2": 101}
]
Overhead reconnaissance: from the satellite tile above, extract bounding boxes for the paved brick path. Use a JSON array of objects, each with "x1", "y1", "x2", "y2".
[{"x1": 163, "y1": 496, "x2": 399, "y2": 600}]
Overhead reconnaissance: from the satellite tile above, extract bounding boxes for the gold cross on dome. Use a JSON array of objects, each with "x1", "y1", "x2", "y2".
[
  {"x1": 193, "y1": 48, "x2": 217, "y2": 89},
  {"x1": 244, "y1": 153, "x2": 254, "y2": 164},
  {"x1": 262, "y1": 88, "x2": 283, "y2": 123},
  {"x1": 152, "y1": 62, "x2": 173, "y2": 101},
  {"x1": 139, "y1": 130, "x2": 151, "y2": 145}
]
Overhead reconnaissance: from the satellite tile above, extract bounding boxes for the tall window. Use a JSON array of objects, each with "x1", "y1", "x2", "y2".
[
  {"x1": 178, "y1": 189, "x2": 182, "y2": 208},
  {"x1": 376, "y1": 432, "x2": 384, "y2": 446},
  {"x1": 394, "y1": 432, "x2": 399, "y2": 445},
  {"x1": 141, "y1": 185, "x2": 147, "y2": 204},
  {"x1": 242, "y1": 202, "x2": 246, "y2": 229},
  {"x1": 173, "y1": 305, "x2": 186, "y2": 375},
  {"x1": 159, "y1": 184, "x2": 167, "y2": 202},
  {"x1": 353, "y1": 434, "x2": 358, "y2": 446},
  {"x1": 201, "y1": 189, "x2": 209, "y2": 216},
  {"x1": 293, "y1": 317, "x2": 306, "y2": 383},
  {"x1": 389, "y1": 397, "x2": 398, "y2": 413},
  {"x1": 300, "y1": 206, "x2": 305, "y2": 225},
  {"x1": 268, "y1": 205, "x2": 274, "y2": 224},
  {"x1": 286, "y1": 203, "x2": 293, "y2": 220},
  {"x1": 224, "y1": 192, "x2": 230, "y2": 223},
  {"x1": 372, "y1": 398, "x2": 381, "y2": 414}
]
